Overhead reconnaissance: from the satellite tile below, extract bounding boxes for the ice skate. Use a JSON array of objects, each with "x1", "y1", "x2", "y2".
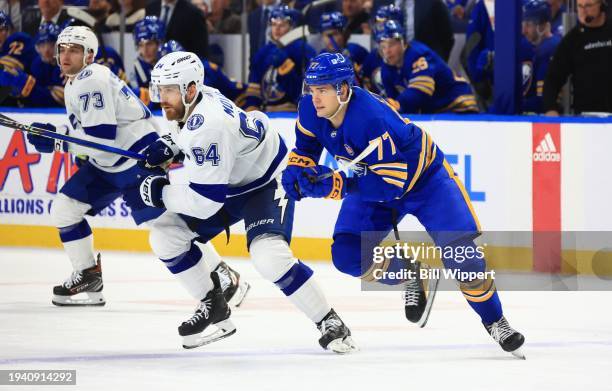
[
  {"x1": 213, "y1": 261, "x2": 250, "y2": 307},
  {"x1": 52, "y1": 254, "x2": 105, "y2": 307},
  {"x1": 403, "y1": 261, "x2": 438, "y2": 327},
  {"x1": 484, "y1": 315, "x2": 526, "y2": 359},
  {"x1": 316, "y1": 309, "x2": 358, "y2": 354}
]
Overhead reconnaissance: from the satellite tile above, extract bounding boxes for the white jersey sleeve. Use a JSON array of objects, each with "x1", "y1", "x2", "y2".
[{"x1": 162, "y1": 111, "x2": 237, "y2": 220}]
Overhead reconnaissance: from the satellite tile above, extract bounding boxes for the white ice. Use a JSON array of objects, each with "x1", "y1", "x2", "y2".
[{"x1": 1, "y1": 247, "x2": 611, "y2": 391}]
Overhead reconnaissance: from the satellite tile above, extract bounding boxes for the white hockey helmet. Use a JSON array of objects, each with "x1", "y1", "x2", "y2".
[
  {"x1": 55, "y1": 26, "x2": 99, "y2": 73},
  {"x1": 150, "y1": 51, "x2": 205, "y2": 121}
]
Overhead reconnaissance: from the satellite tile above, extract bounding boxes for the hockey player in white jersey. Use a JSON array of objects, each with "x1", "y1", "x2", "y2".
[
  {"x1": 126, "y1": 51, "x2": 357, "y2": 352},
  {"x1": 25, "y1": 26, "x2": 249, "y2": 313}
]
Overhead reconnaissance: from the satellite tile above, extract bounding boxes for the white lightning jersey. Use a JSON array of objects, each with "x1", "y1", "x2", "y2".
[
  {"x1": 162, "y1": 87, "x2": 288, "y2": 220},
  {"x1": 64, "y1": 63, "x2": 160, "y2": 171}
]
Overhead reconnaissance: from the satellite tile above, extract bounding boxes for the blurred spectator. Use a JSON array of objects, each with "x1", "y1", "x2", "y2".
[
  {"x1": 194, "y1": 0, "x2": 241, "y2": 33},
  {"x1": 129, "y1": 15, "x2": 163, "y2": 105},
  {"x1": 341, "y1": 0, "x2": 370, "y2": 34},
  {"x1": 294, "y1": 0, "x2": 335, "y2": 32},
  {"x1": 463, "y1": 0, "x2": 493, "y2": 105},
  {"x1": 65, "y1": 0, "x2": 119, "y2": 33},
  {"x1": 0, "y1": 9, "x2": 11, "y2": 47},
  {"x1": 246, "y1": 5, "x2": 315, "y2": 111},
  {"x1": 549, "y1": 0, "x2": 567, "y2": 36},
  {"x1": 0, "y1": 0, "x2": 24, "y2": 32},
  {"x1": 106, "y1": 0, "x2": 146, "y2": 32},
  {"x1": 248, "y1": 0, "x2": 276, "y2": 61},
  {"x1": 319, "y1": 11, "x2": 368, "y2": 83},
  {"x1": 377, "y1": 20, "x2": 478, "y2": 113},
  {"x1": 146, "y1": 0, "x2": 209, "y2": 58},
  {"x1": 159, "y1": 40, "x2": 247, "y2": 107},
  {"x1": 445, "y1": 0, "x2": 470, "y2": 33},
  {"x1": 544, "y1": 0, "x2": 612, "y2": 115},
  {"x1": 522, "y1": 0, "x2": 560, "y2": 113},
  {"x1": 374, "y1": 0, "x2": 454, "y2": 61},
  {"x1": 27, "y1": 21, "x2": 65, "y2": 106},
  {"x1": 22, "y1": 0, "x2": 70, "y2": 36}
]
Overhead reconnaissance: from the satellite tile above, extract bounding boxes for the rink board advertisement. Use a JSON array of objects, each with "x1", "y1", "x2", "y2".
[{"x1": 0, "y1": 110, "x2": 611, "y2": 273}]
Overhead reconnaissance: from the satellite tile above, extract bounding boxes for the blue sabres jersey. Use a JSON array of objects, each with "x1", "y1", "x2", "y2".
[
  {"x1": 204, "y1": 60, "x2": 247, "y2": 108},
  {"x1": 294, "y1": 87, "x2": 444, "y2": 202},
  {"x1": 381, "y1": 40, "x2": 478, "y2": 113},
  {"x1": 361, "y1": 49, "x2": 385, "y2": 95},
  {"x1": 466, "y1": 0, "x2": 494, "y2": 83},
  {"x1": 95, "y1": 46, "x2": 127, "y2": 81},
  {"x1": 522, "y1": 34, "x2": 561, "y2": 113},
  {"x1": 246, "y1": 39, "x2": 316, "y2": 111},
  {"x1": 0, "y1": 32, "x2": 36, "y2": 72},
  {"x1": 131, "y1": 57, "x2": 153, "y2": 88},
  {"x1": 27, "y1": 57, "x2": 65, "y2": 107}
]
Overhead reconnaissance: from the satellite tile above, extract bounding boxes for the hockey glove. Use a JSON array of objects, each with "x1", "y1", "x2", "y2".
[
  {"x1": 139, "y1": 175, "x2": 170, "y2": 208},
  {"x1": 282, "y1": 151, "x2": 318, "y2": 201},
  {"x1": 296, "y1": 165, "x2": 347, "y2": 200},
  {"x1": 141, "y1": 134, "x2": 180, "y2": 168},
  {"x1": 26, "y1": 122, "x2": 68, "y2": 153}
]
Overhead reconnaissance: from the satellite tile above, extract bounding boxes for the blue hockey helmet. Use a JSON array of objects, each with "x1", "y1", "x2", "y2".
[
  {"x1": 269, "y1": 5, "x2": 301, "y2": 27},
  {"x1": 304, "y1": 53, "x2": 355, "y2": 118},
  {"x1": 375, "y1": 20, "x2": 405, "y2": 43},
  {"x1": 375, "y1": 5, "x2": 404, "y2": 25},
  {"x1": 319, "y1": 11, "x2": 347, "y2": 32},
  {"x1": 133, "y1": 16, "x2": 165, "y2": 44},
  {"x1": 0, "y1": 11, "x2": 12, "y2": 30},
  {"x1": 158, "y1": 39, "x2": 185, "y2": 57},
  {"x1": 523, "y1": 0, "x2": 551, "y2": 24},
  {"x1": 36, "y1": 22, "x2": 61, "y2": 45}
]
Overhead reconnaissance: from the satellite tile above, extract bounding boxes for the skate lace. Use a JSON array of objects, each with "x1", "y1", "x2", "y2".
[
  {"x1": 63, "y1": 271, "x2": 83, "y2": 289},
  {"x1": 402, "y1": 279, "x2": 420, "y2": 306},
  {"x1": 186, "y1": 299, "x2": 212, "y2": 325},
  {"x1": 320, "y1": 317, "x2": 342, "y2": 333},
  {"x1": 490, "y1": 318, "x2": 515, "y2": 343}
]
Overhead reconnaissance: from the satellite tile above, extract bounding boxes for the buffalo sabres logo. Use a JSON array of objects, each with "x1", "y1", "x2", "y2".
[
  {"x1": 344, "y1": 144, "x2": 354, "y2": 156},
  {"x1": 186, "y1": 114, "x2": 204, "y2": 130}
]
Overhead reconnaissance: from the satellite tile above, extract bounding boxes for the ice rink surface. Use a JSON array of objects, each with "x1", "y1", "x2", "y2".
[{"x1": 1, "y1": 247, "x2": 612, "y2": 391}]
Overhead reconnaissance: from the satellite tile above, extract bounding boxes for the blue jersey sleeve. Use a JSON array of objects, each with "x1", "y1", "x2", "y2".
[{"x1": 289, "y1": 96, "x2": 324, "y2": 167}]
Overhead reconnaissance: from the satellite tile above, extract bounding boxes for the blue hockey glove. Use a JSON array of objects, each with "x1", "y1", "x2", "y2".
[
  {"x1": 141, "y1": 134, "x2": 180, "y2": 168},
  {"x1": 139, "y1": 175, "x2": 170, "y2": 208},
  {"x1": 282, "y1": 151, "x2": 318, "y2": 201},
  {"x1": 26, "y1": 122, "x2": 68, "y2": 153},
  {"x1": 296, "y1": 165, "x2": 347, "y2": 200}
]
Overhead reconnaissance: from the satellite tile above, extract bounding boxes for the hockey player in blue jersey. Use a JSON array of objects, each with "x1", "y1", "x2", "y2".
[
  {"x1": 245, "y1": 5, "x2": 316, "y2": 111},
  {"x1": 130, "y1": 16, "x2": 165, "y2": 106},
  {"x1": 127, "y1": 51, "x2": 356, "y2": 352},
  {"x1": 521, "y1": 0, "x2": 561, "y2": 113},
  {"x1": 361, "y1": 5, "x2": 403, "y2": 95},
  {"x1": 25, "y1": 22, "x2": 66, "y2": 107},
  {"x1": 0, "y1": 11, "x2": 37, "y2": 105},
  {"x1": 158, "y1": 40, "x2": 247, "y2": 108},
  {"x1": 319, "y1": 11, "x2": 368, "y2": 84},
  {"x1": 282, "y1": 52, "x2": 526, "y2": 358},
  {"x1": 377, "y1": 20, "x2": 479, "y2": 114}
]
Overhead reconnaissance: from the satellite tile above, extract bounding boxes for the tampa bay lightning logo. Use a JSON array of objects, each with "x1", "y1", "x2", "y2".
[
  {"x1": 77, "y1": 69, "x2": 92, "y2": 80},
  {"x1": 186, "y1": 114, "x2": 204, "y2": 130}
]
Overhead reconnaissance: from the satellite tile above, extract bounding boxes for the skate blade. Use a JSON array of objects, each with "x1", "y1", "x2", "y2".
[
  {"x1": 327, "y1": 336, "x2": 359, "y2": 354},
  {"x1": 182, "y1": 319, "x2": 237, "y2": 349},
  {"x1": 228, "y1": 281, "x2": 251, "y2": 308},
  {"x1": 52, "y1": 292, "x2": 106, "y2": 307},
  {"x1": 417, "y1": 273, "x2": 439, "y2": 328},
  {"x1": 511, "y1": 348, "x2": 526, "y2": 360}
]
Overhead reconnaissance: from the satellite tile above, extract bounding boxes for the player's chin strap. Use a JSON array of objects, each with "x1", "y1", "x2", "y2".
[
  {"x1": 181, "y1": 91, "x2": 203, "y2": 122},
  {"x1": 325, "y1": 85, "x2": 353, "y2": 121}
]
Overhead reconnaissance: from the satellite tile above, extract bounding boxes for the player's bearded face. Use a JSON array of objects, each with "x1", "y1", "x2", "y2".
[
  {"x1": 309, "y1": 84, "x2": 341, "y2": 118},
  {"x1": 380, "y1": 39, "x2": 404, "y2": 67},
  {"x1": 159, "y1": 85, "x2": 185, "y2": 121},
  {"x1": 58, "y1": 44, "x2": 88, "y2": 75}
]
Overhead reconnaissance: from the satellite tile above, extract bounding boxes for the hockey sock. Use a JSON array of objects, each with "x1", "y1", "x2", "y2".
[
  {"x1": 58, "y1": 219, "x2": 96, "y2": 271},
  {"x1": 201, "y1": 241, "x2": 223, "y2": 270},
  {"x1": 275, "y1": 261, "x2": 331, "y2": 323},
  {"x1": 161, "y1": 241, "x2": 213, "y2": 300}
]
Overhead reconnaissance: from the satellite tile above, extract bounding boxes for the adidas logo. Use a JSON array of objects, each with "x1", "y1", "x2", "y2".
[{"x1": 533, "y1": 132, "x2": 560, "y2": 162}]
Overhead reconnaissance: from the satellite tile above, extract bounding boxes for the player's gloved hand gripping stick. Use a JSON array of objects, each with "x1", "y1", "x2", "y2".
[{"x1": 0, "y1": 113, "x2": 146, "y2": 161}]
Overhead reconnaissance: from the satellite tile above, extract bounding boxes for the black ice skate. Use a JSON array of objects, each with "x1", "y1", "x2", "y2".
[
  {"x1": 213, "y1": 261, "x2": 250, "y2": 307},
  {"x1": 484, "y1": 315, "x2": 526, "y2": 359},
  {"x1": 52, "y1": 254, "x2": 105, "y2": 307},
  {"x1": 403, "y1": 261, "x2": 439, "y2": 327},
  {"x1": 179, "y1": 272, "x2": 236, "y2": 349},
  {"x1": 316, "y1": 309, "x2": 358, "y2": 354}
]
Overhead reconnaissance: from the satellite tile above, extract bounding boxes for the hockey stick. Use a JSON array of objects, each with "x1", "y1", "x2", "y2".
[
  {"x1": 0, "y1": 114, "x2": 145, "y2": 160},
  {"x1": 314, "y1": 138, "x2": 381, "y2": 181},
  {"x1": 279, "y1": 0, "x2": 336, "y2": 47}
]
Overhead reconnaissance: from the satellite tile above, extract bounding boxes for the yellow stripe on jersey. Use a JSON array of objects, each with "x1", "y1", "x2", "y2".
[
  {"x1": 372, "y1": 169, "x2": 408, "y2": 180},
  {"x1": 382, "y1": 177, "x2": 405, "y2": 188},
  {"x1": 369, "y1": 162, "x2": 408, "y2": 171},
  {"x1": 439, "y1": 94, "x2": 478, "y2": 113},
  {"x1": 296, "y1": 119, "x2": 316, "y2": 137},
  {"x1": 277, "y1": 58, "x2": 295, "y2": 76},
  {"x1": 405, "y1": 131, "x2": 427, "y2": 193},
  {"x1": 0, "y1": 56, "x2": 24, "y2": 71},
  {"x1": 50, "y1": 86, "x2": 65, "y2": 105},
  {"x1": 409, "y1": 75, "x2": 435, "y2": 85},
  {"x1": 408, "y1": 83, "x2": 435, "y2": 96},
  {"x1": 443, "y1": 160, "x2": 482, "y2": 232}
]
